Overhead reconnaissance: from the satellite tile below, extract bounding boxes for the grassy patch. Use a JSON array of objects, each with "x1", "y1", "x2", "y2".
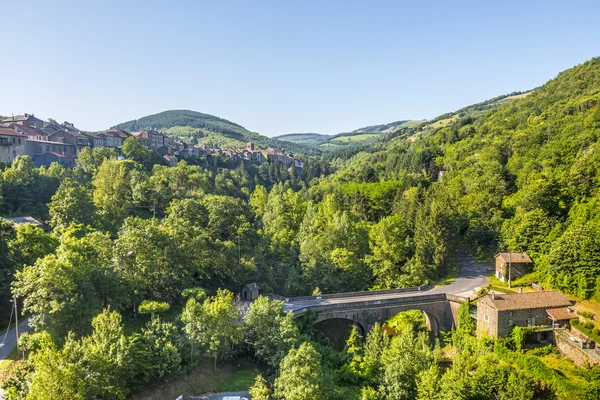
[
  {"x1": 426, "y1": 115, "x2": 459, "y2": 129},
  {"x1": 130, "y1": 359, "x2": 254, "y2": 400},
  {"x1": 330, "y1": 133, "x2": 380, "y2": 143},
  {"x1": 496, "y1": 346, "x2": 586, "y2": 399},
  {"x1": 571, "y1": 319, "x2": 600, "y2": 343},
  {"x1": 433, "y1": 269, "x2": 458, "y2": 288},
  {"x1": 217, "y1": 368, "x2": 259, "y2": 392},
  {"x1": 0, "y1": 347, "x2": 26, "y2": 386},
  {"x1": 540, "y1": 353, "x2": 590, "y2": 387}
]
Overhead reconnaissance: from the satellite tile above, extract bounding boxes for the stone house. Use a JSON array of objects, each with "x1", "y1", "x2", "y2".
[
  {"x1": 241, "y1": 283, "x2": 261, "y2": 301},
  {"x1": 131, "y1": 130, "x2": 168, "y2": 150},
  {"x1": 81, "y1": 132, "x2": 106, "y2": 148},
  {"x1": 495, "y1": 252, "x2": 533, "y2": 282},
  {"x1": 100, "y1": 130, "x2": 130, "y2": 148},
  {"x1": 163, "y1": 154, "x2": 178, "y2": 167},
  {"x1": 477, "y1": 291, "x2": 572, "y2": 338},
  {"x1": 47, "y1": 130, "x2": 91, "y2": 153},
  {"x1": 25, "y1": 139, "x2": 76, "y2": 157},
  {"x1": 5, "y1": 123, "x2": 45, "y2": 140},
  {"x1": 1, "y1": 114, "x2": 44, "y2": 130},
  {"x1": 0, "y1": 128, "x2": 27, "y2": 163}
]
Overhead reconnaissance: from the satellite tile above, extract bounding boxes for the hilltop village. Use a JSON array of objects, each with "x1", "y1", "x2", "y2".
[{"x1": 0, "y1": 113, "x2": 304, "y2": 170}]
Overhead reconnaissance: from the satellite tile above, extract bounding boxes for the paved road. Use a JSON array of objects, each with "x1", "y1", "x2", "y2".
[
  {"x1": 0, "y1": 318, "x2": 32, "y2": 365},
  {"x1": 191, "y1": 392, "x2": 250, "y2": 400},
  {"x1": 283, "y1": 252, "x2": 492, "y2": 313}
]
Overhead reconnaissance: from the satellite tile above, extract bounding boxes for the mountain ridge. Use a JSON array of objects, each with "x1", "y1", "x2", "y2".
[{"x1": 111, "y1": 109, "x2": 321, "y2": 156}]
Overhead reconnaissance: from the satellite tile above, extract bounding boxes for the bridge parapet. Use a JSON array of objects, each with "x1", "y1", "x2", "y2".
[
  {"x1": 286, "y1": 284, "x2": 430, "y2": 302},
  {"x1": 289, "y1": 292, "x2": 469, "y2": 336}
]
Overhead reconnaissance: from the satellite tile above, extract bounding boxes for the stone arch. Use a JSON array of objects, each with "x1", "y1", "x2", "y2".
[
  {"x1": 312, "y1": 318, "x2": 366, "y2": 349},
  {"x1": 423, "y1": 311, "x2": 440, "y2": 336}
]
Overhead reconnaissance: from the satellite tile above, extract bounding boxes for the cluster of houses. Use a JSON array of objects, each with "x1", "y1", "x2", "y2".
[{"x1": 0, "y1": 113, "x2": 304, "y2": 170}]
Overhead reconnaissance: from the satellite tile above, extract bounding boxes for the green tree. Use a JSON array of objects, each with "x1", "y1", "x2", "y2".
[
  {"x1": 379, "y1": 330, "x2": 438, "y2": 400},
  {"x1": 243, "y1": 296, "x2": 299, "y2": 369},
  {"x1": 181, "y1": 289, "x2": 241, "y2": 369},
  {"x1": 367, "y1": 215, "x2": 414, "y2": 288},
  {"x1": 416, "y1": 364, "x2": 442, "y2": 400},
  {"x1": 138, "y1": 300, "x2": 170, "y2": 320},
  {"x1": 49, "y1": 178, "x2": 96, "y2": 231},
  {"x1": 121, "y1": 136, "x2": 157, "y2": 170},
  {"x1": 92, "y1": 159, "x2": 133, "y2": 233},
  {"x1": 274, "y1": 342, "x2": 326, "y2": 400},
  {"x1": 249, "y1": 375, "x2": 271, "y2": 400},
  {"x1": 77, "y1": 146, "x2": 115, "y2": 175}
]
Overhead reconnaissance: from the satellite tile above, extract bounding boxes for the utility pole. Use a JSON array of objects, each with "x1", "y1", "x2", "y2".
[
  {"x1": 237, "y1": 232, "x2": 241, "y2": 268},
  {"x1": 508, "y1": 252, "x2": 512, "y2": 288},
  {"x1": 13, "y1": 294, "x2": 20, "y2": 359}
]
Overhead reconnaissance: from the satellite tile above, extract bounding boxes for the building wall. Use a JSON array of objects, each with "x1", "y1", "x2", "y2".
[
  {"x1": 33, "y1": 153, "x2": 77, "y2": 167},
  {"x1": 495, "y1": 259, "x2": 530, "y2": 281},
  {"x1": 496, "y1": 308, "x2": 552, "y2": 337},
  {"x1": 25, "y1": 140, "x2": 76, "y2": 156},
  {"x1": 554, "y1": 329, "x2": 600, "y2": 367},
  {"x1": 0, "y1": 136, "x2": 26, "y2": 163},
  {"x1": 477, "y1": 297, "x2": 556, "y2": 338},
  {"x1": 477, "y1": 297, "x2": 499, "y2": 337}
]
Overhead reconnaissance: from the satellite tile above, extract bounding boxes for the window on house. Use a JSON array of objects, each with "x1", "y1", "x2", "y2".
[
  {"x1": 12, "y1": 138, "x2": 15, "y2": 143},
  {"x1": 509, "y1": 319, "x2": 513, "y2": 326},
  {"x1": 484, "y1": 314, "x2": 489, "y2": 322},
  {"x1": 46, "y1": 145, "x2": 50, "y2": 151},
  {"x1": 527, "y1": 318, "x2": 532, "y2": 326}
]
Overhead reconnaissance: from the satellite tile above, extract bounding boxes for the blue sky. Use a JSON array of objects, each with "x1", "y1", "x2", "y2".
[{"x1": 1, "y1": 0, "x2": 599, "y2": 136}]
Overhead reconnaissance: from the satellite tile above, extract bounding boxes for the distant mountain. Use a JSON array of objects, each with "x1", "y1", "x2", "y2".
[
  {"x1": 111, "y1": 110, "x2": 320, "y2": 156},
  {"x1": 346, "y1": 119, "x2": 427, "y2": 135},
  {"x1": 273, "y1": 133, "x2": 331, "y2": 146}
]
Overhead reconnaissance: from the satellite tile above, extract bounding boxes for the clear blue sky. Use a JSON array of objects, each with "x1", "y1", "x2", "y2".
[{"x1": 1, "y1": 0, "x2": 599, "y2": 136}]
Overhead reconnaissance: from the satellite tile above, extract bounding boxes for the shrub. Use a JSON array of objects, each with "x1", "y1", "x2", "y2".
[{"x1": 577, "y1": 310, "x2": 595, "y2": 320}]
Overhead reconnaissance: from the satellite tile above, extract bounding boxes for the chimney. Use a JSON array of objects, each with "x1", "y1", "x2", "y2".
[
  {"x1": 519, "y1": 287, "x2": 523, "y2": 294},
  {"x1": 491, "y1": 293, "x2": 496, "y2": 300}
]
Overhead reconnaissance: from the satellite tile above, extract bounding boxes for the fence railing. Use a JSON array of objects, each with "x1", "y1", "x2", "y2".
[{"x1": 282, "y1": 284, "x2": 430, "y2": 302}]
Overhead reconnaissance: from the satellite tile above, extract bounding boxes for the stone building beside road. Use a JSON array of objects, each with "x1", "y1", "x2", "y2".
[
  {"x1": 494, "y1": 252, "x2": 533, "y2": 282},
  {"x1": 477, "y1": 291, "x2": 572, "y2": 338}
]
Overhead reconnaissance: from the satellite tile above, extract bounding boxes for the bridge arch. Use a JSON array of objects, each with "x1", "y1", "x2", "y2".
[
  {"x1": 422, "y1": 311, "x2": 440, "y2": 336},
  {"x1": 312, "y1": 318, "x2": 366, "y2": 349}
]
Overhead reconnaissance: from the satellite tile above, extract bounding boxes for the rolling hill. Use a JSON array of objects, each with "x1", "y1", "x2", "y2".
[
  {"x1": 272, "y1": 133, "x2": 331, "y2": 146},
  {"x1": 111, "y1": 109, "x2": 321, "y2": 156}
]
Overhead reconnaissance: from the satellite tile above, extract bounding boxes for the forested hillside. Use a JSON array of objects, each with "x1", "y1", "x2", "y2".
[
  {"x1": 319, "y1": 58, "x2": 600, "y2": 299},
  {"x1": 112, "y1": 109, "x2": 320, "y2": 155}
]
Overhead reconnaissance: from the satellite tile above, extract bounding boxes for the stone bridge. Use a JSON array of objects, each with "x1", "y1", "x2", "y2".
[{"x1": 275, "y1": 287, "x2": 468, "y2": 336}]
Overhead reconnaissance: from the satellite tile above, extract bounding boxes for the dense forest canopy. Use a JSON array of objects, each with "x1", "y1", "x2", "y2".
[{"x1": 1, "y1": 57, "x2": 600, "y2": 399}]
